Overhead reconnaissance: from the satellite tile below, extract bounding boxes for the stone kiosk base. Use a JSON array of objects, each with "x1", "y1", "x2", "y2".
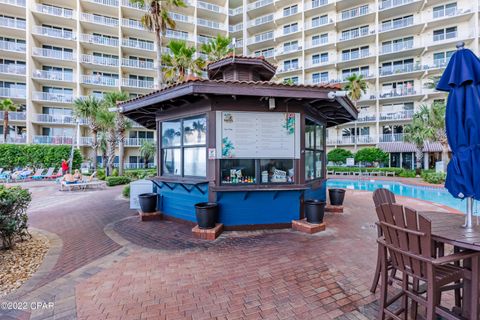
[
  {"x1": 138, "y1": 210, "x2": 163, "y2": 222},
  {"x1": 192, "y1": 224, "x2": 224, "y2": 240},
  {"x1": 292, "y1": 219, "x2": 326, "y2": 234},
  {"x1": 326, "y1": 205, "x2": 344, "y2": 213}
]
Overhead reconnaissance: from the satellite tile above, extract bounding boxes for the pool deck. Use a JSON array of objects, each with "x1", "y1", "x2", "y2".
[
  {"x1": 328, "y1": 174, "x2": 445, "y2": 189},
  {"x1": 0, "y1": 181, "x2": 461, "y2": 320}
]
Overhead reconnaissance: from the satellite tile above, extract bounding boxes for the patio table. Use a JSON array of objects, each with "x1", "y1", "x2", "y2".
[{"x1": 421, "y1": 211, "x2": 480, "y2": 319}]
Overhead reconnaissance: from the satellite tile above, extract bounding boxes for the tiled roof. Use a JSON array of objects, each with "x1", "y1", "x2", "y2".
[
  {"x1": 378, "y1": 141, "x2": 450, "y2": 153},
  {"x1": 119, "y1": 78, "x2": 343, "y2": 106},
  {"x1": 206, "y1": 54, "x2": 277, "y2": 69}
]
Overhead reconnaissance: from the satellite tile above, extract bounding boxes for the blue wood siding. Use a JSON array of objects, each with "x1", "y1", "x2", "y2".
[
  {"x1": 155, "y1": 182, "x2": 208, "y2": 222},
  {"x1": 304, "y1": 180, "x2": 327, "y2": 202}
]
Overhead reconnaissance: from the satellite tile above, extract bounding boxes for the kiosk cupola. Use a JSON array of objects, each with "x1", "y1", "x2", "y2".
[{"x1": 207, "y1": 56, "x2": 277, "y2": 82}]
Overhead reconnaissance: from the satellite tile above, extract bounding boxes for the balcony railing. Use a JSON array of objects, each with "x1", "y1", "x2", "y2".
[
  {"x1": 432, "y1": 7, "x2": 468, "y2": 20},
  {"x1": 169, "y1": 13, "x2": 192, "y2": 23},
  {"x1": 81, "y1": 13, "x2": 119, "y2": 27},
  {"x1": 433, "y1": 31, "x2": 457, "y2": 42},
  {"x1": 33, "y1": 47, "x2": 75, "y2": 60},
  {"x1": 229, "y1": 23, "x2": 243, "y2": 33},
  {"x1": 34, "y1": 27, "x2": 76, "y2": 40},
  {"x1": 0, "y1": 111, "x2": 26, "y2": 121},
  {"x1": 121, "y1": 0, "x2": 145, "y2": 9},
  {"x1": 197, "y1": 1, "x2": 226, "y2": 13},
  {"x1": 122, "y1": 58, "x2": 154, "y2": 69},
  {"x1": 79, "y1": 137, "x2": 93, "y2": 146},
  {"x1": 304, "y1": 0, "x2": 329, "y2": 10},
  {"x1": 249, "y1": 14, "x2": 274, "y2": 27},
  {"x1": 34, "y1": 113, "x2": 79, "y2": 124},
  {"x1": 379, "y1": 63, "x2": 421, "y2": 76},
  {"x1": 80, "y1": 34, "x2": 119, "y2": 46},
  {"x1": 33, "y1": 135, "x2": 75, "y2": 145},
  {"x1": 124, "y1": 138, "x2": 155, "y2": 146},
  {"x1": 122, "y1": 78, "x2": 155, "y2": 89},
  {"x1": 247, "y1": 0, "x2": 273, "y2": 11},
  {"x1": 32, "y1": 92, "x2": 74, "y2": 103},
  {"x1": 121, "y1": 18, "x2": 145, "y2": 30},
  {"x1": 122, "y1": 38, "x2": 154, "y2": 50},
  {"x1": 35, "y1": 4, "x2": 74, "y2": 18},
  {"x1": 0, "y1": 136, "x2": 26, "y2": 143},
  {"x1": 0, "y1": 88, "x2": 26, "y2": 99},
  {"x1": 255, "y1": 49, "x2": 274, "y2": 58},
  {"x1": 379, "y1": 133, "x2": 404, "y2": 142},
  {"x1": 83, "y1": 0, "x2": 119, "y2": 7},
  {"x1": 356, "y1": 113, "x2": 376, "y2": 122},
  {"x1": 0, "y1": 64, "x2": 26, "y2": 75},
  {"x1": 379, "y1": 110, "x2": 414, "y2": 121},
  {"x1": 197, "y1": 18, "x2": 223, "y2": 30},
  {"x1": 0, "y1": 40, "x2": 26, "y2": 53},
  {"x1": 81, "y1": 54, "x2": 119, "y2": 67},
  {"x1": 380, "y1": 40, "x2": 414, "y2": 54},
  {"x1": 277, "y1": 64, "x2": 302, "y2": 73},
  {"x1": 0, "y1": 17, "x2": 26, "y2": 30},
  {"x1": 81, "y1": 75, "x2": 119, "y2": 87},
  {"x1": 341, "y1": 50, "x2": 370, "y2": 62},
  {"x1": 33, "y1": 70, "x2": 74, "y2": 82},
  {"x1": 165, "y1": 30, "x2": 190, "y2": 41},
  {"x1": 279, "y1": 25, "x2": 301, "y2": 36},
  {"x1": 432, "y1": 58, "x2": 449, "y2": 69},
  {"x1": 379, "y1": 88, "x2": 419, "y2": 99},
  {"x1": 229, "y1": 6, "x2": 243, "y2": 16},
  {"x1": 339, "y1": 5, "x2": 370, "y2": 21},
  {"x1": 339, "y1": 28, "x2": 371, "y2": 41},
  {"x1": 380, "y1": 16, "x2": 415, "y2": 32},
  {"x1": 121, "y1": 163, "x2": 156, "y2": 169},
  {"x1": 248, "y1": 31, "x2": 274, "y2": 45},
  {"x1": 379, "y1": 0, "x2": 414, "y2": 10},
  {"x1": 276, "y1": 45, "x2": 302, "y2": 56},
  {"x1": 0, "y1": 0, "x2": 26, "y2": 7}
]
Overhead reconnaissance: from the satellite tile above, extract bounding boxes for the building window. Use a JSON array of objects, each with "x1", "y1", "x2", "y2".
[
  {"x1": 305, "y1": 119, "x2": 324, "y2": 180},
  {"x1": 342, "y1": 66, "x2": 369, "y2": 80},
  {"x1": 283, "y1": 5, "x2": 298, "y2": 17},
  {"x1": 161, "y1": 115, "x2": 207, "y2": 177},
  {"x1": 283, "y1": 59, "x2": 299, "y2": 71},
  {"x1": 283, "y1": 23, "x2": 298, "y2": 35},
  {"x1": 381, "y1": 15, "x2": 413, "y2": 31},
  {"x1": 433, "y1": 50, "x2": 455, "y2": 67},
  {"x1": 312, "y1": 53, "x2": 328, "y2": 65},
  {"x1": 433, "y1": 26, "x2": 457, "y2": 41},
  {"x1": 312, "y1": 33, "x2": 328, "y2": 46},
  {"x1": 312, "y1": 72, "x2": 328, "y2": 84},
  {"x1": 284, "y1": 76, "x2": 299, "y2": 84},
  {"x1": 312, "y1": 15, "x2": 328, "y2": 27},
  {"x1": 433, "y1": 3, "x2": 457, "y2": 19}
]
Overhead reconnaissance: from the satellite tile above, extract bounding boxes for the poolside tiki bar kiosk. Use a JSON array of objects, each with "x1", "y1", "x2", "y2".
[{"x1": 120, "y1": 56, "x2": 357, "y2": 229}]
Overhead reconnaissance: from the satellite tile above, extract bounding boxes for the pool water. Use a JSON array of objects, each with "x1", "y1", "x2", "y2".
[{"x1": 326, "y1": 179, "x2": 476, "y2": 214}]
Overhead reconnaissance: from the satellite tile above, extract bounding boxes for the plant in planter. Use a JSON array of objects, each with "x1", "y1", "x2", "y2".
[{"x1": 0, "y1": 185, "x2": 32, "y2": 249}]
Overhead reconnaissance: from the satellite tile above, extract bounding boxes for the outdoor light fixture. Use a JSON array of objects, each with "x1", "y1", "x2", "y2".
[
  {"x1": 268, "y1": 98, "x2": 276, "y2": 110},
  {"x1": 328, "y1": 91, "x2": 347, "y2": 100}
]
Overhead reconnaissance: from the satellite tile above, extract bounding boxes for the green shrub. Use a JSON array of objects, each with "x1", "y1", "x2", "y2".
[
  {"x1": 124, "y1": 169, "x2": 156, "y2": 180},
  {"x1": 420, "y1": 169, "x2": 436, "y2": 179},
  {"x1": 0, "y1": 144, "x2": 82, "y2": 170},
  {"x1": 106, "y1": 176, "x2": 131, "y2": 186},
  {"x1": 97, "y1": 169, "x2": 105, "y2": 180},
  {"x1": 327, "y1": 148, "x2": 353, "y2": 164},
  {"x1": 122, "y1": 185, "x2": 130, "y2": 198},
  {"x1": 112, "y1": 168, "x2": 119, "y2": 177},
  {"x1": 0, "y1": 186, "x2": 32, "y2": 249},
  {"x1": 423, "y1": 172, "x2": 446, "y2": 184},
  {"x1": 354, "y1": 147, "x2": 389, "y2": 164},
  {"x1": 398, "y1": 170, "x2": 416, "y2": 178}
]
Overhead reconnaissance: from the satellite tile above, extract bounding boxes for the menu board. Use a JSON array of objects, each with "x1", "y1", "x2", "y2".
[{"x1": 216, "y1": 111, "x2": 300, "y2": 159}]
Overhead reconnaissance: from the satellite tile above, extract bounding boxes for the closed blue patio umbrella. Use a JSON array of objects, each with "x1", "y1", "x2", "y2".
[{"x1": 436, "y1": 42, "x2": 480, "y2": 228}]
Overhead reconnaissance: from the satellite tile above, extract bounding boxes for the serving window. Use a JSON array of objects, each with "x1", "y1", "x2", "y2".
[
  {"x1": 161, "y1": 115, "x2": 206, "y2": 177},
  {"x1": 305, "y1": 119, "x2": 325, "y2": 181},
  {"x1": 220, "y1": 159, "x2": 294, "y2": 185}
]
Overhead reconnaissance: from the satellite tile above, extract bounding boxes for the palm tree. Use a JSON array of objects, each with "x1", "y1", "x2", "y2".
[
  {"x1": 139, "y1": 140, "x2": 156, "y2": 168},
  {"x1": 73, "y1": 96, "x2": 102, "y2": 170},
  {"x1": 344, "y1": 74, "x2": 367, "y2": 108},
  {"x1": 96, "y1": 107, "x2": 116, "y2": 176},
  {"x1": 0, "y1": 98, "x2": 19, "y2": 143},
  {"x1": 162, "y1": 40, "x2": 206, "y2": 83},
  {"x1": 404, "y1": 106, "x2": 433, "y2": 173},
  {"x1": 98, "y1": 131, "x2": 108, "y2": 170},
  {"x1": 130, "y1": 0, "x2": 186, "y2": 88},
  {"x1": 103, "y1": 91, "x2": 130, "y2": 176},
  {"x1": 200, "y1": 34, "x2": 233, "y2": 62}
]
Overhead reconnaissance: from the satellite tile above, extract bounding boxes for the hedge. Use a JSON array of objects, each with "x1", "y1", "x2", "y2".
[
  {"x1": 423, "y1": 172, "x2": 446, "y2": 184},
  {"x1": 327, "y1": 166, "x2": 415, "y2": 177},
  {"x1": 106, "y1": 176, "x2": 131, "y2": 186},
  {"x1": 0, "y1": 144, "x2": 82, "y2": 170}
]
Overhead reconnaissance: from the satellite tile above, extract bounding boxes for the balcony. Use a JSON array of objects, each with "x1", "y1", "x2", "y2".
[
  {"x1": 229, "y1": 6, "x2": 243, "y2": 16},
  {"x1": 338, "y1": 28, "x2": 374, "y2": 48},
  {"x1": 0, "y1": 0, "x2": 26, "y2": 7},
  {"x1": 80, "y1": 13, "x2": 119, "y2": 27},
  {"x1": 32, "y1": 48, "x2": 75, "y2": 62},
  {"x1": 34, "y1": 113, "x2": 80, "y2": 125},
  {"x1": 379, "y1": 110, "x2": 414, "y2": 121},
  {"x1": 169, "y1": 13, "x2": 193, "y2": 24},
  {"x1": 339, "y1": 5, "x2": 370, "y2": 21},
  {"x1": 197, "y1": 35, "x2": 213, "y2": 44},
  {"x1": 304, "y1": 58, "x2": 333, "y2": 69},
  {"x1": 197, "y1": 1, "x2": 226, "y2": 14},
  {"x1": 276, "y1": 45, "x2": 302, "y2": 58},
  {"x1": 0, "y1": 64, "x2": 26, "y2": 76},
  {"x1": 122, "y1": 78, "x2": 155, "y2": 89},
  {"x1": 33, "y1": 135, "x2": 76, "y2": 145},
  {"x1": 122, "y1": 38, "x2": 154, "y2": 51},
  {"x1": 248, "y1": 14, "x2": 274, "y2": 28},
  {"x1": 0, "y1": 111, "x2": 26, "y2": 121},
  {"x1": 304, "y1": 0, "x2": 330, "y2": 12},
  {"x1": 121, "y1": 0, "x2": 145, "y2": 10},
  {"x1": 165, "y1": 30, "x2": 191, "y2": 42},
  {"x1": 380, "y1": 40, "x2": 414, "y2": 55},
  {"x1": 79, "y1": 137, "x2": 93, "y2": 146},
  {"x1": 276, "y1": 64, "x2": 302, "y2": 74},
  {"x1": 0, "y1": 136, "x2": 26, "y2": 144},
  {"x1": 0, "y1": 88, "x2": 26, "y2": 99},
  {"x1": 379, "y1": 0, "x2": 414, "y2": 11},
  {"x1": 81, "y1": 34, "x2": 119, "y2": 47},
  {"x1": 124, "y1": 138, "x2": 155, "y2": 146},
  {"x1": 247, "y1": 31, "x2": 274, "y2": 46},
  {"x1": 379, "y1": 16, "x2": 416, "y2": 33},
  {"x1": 33, "y1": 70, "x2": 74, "y2": 82},
  {"x1": 356, "y1": 113, "x2": 376, "y2": 123},
  {"x1": 197, "y1": 18, "x2": 224, "y2": 31},
  {"x1": 327, "y1": 135, "x2": 375, "y2": 146},
  {"x1": 379, "y1": 133, "x2": 404, "y2": 142},
  {"x1": 304, "y1": 17, "x2": 333, "y2": 33},
  {"x1": 0, "y1": 40, "x2": 26, "y2": 53},
  {"x1": 32, "y1": 92, "x2": 74, "y2": 103},
  {"x1": 247, "y1": 0, "x2": 274, "y2": 13},
  {"x1": 34, "y1": 26, "x2": 76, "y2": 41},
  {"x1": 81, "y1": 75, "x2": 119, "y2": 87},
  {"x1": 341, "y1": 50, "x2": 370, "y2": 62},
  {"x1": 122, "y1": 163, "x2": 156, "y2": 169},
  {"x1": 0, "y1": 17, "x2": 26, "y2": 30},
  {"x1": 34, "y1": 4, "x2": 74, "y2": 19},
  {"x1": 229, "y1": 23, "x2": 243, "y2": 33},
  {"x1": 122, "y1": 58, "x2": 154, "y2": 70},
  {"x1": 83, "y1": 0, "x2": 119, "y2": 7},
  {"x1": 379, "y1": 88, "x2": 421, "y2": 100},
  {"x1": 81, "y1": 54, "x2": 119, "y2": 67},
  {"x1": 121, "y1": 18, "x2": 146, "y2": 30}
]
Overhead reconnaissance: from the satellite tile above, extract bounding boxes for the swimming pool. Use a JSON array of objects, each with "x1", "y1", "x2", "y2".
[{"x1": 326, "y1": 179, "x2": 475, "y2": 214}]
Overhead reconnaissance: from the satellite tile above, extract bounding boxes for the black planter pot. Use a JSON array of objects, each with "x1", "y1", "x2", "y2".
[
  {"x1": 195, "y1": 202, "x2": 218, "y2": 229},
  {"x1": 329, "y1": 188, "x2": 346, "y2": 206},
  {"x1": 304, "y1": 200, "x2": 326, "y2": 224},
  {"x1": 138, "y1": 193, "x2": 158, "y2": 213}
]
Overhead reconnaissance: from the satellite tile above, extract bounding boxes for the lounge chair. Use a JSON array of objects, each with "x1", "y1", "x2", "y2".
[
  {"x1": 42, "y1": 168, "x2": 57, "y2": 180},
  {"x1": 0, "y1": 171, "x2": 11, "y2": 182},
  {"x1": 385, "y1": 171, "x2": 395, "y2": 177},
  {"x1": 60, "y1": 172, "x2": 106, "y2": 191},
  {"x1": 31, "y1": 169, "x2": 45, "y2": 180}
]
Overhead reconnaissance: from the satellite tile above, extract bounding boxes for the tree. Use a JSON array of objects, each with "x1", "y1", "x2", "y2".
[
  {"x1": 139, "y1": 140, "x2": 156, "y2": 168},
  {"x1": 130, "y1": 0, "x2": 186, "y2": 88},
  {"x1": 0, "y1": 99, "x2": 19, "y2": 143},
  {"x1": 343, "y1": 74, "x2": 367, "y2": 107},
  {"x1": 200, "y1": 34, "x2": 233, "y2": 62},
  {"x1": 354, "y1": 147, "x2": 388, "y2": 166},
  {"x1": 327, "y1": 148, "x2": 353, "y2": 164},
  {"x1": 162, "y1": 40, "x2": 205, "y2": 83},
  {"x1": 103, "y1": 91, "x2": 130, "y2": 176},
  {"x1": 73, "y1": 96, "x2": 102, "y2": 171},
  {"x1": 404, "y1": 105, "x2": 434, "y2": 173},
  {"x1": 96, "y1": 107, "x2": 117, "y2": 177}
]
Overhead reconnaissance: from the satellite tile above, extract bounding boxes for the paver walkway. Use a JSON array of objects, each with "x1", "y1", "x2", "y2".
[{"x1": 0, "y1": 182, "x2": 456, "y2": 320}]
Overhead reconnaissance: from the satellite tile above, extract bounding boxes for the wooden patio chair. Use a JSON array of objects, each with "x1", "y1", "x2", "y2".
[
  {"x1": 371, "y1": 188, "x2": 397, "y2": 293},
  {"x1": 376, "y1": 203, "x2": 480, "y2": 320}
]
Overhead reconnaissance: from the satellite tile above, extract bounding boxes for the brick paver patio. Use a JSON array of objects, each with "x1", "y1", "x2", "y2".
[{"x1": 0, "y1": 181, "x2": 455, "y2": 320}]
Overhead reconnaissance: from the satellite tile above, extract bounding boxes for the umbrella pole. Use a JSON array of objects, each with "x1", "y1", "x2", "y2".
[{"x1": 464, "y1": 197, "x2": 474, "y2": 228}]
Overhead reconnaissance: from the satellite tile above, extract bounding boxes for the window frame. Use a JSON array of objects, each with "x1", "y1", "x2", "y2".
[{"x1": 304, "y1": 118, "x2": 325, "y2": 181}]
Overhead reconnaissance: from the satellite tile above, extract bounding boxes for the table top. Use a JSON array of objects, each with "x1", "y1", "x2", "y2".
[{"x1": 421, "y1": 211, "x2": 480, "y2": 251}]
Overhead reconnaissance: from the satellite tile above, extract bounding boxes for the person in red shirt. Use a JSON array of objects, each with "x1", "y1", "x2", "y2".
[{"x1": 61, "y1": 159, "x2": 69, "y2": 175}]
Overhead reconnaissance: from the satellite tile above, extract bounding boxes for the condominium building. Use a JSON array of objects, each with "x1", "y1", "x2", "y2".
[{"x1": 0, "y1": 0, "x2": 475, "y2": 169}]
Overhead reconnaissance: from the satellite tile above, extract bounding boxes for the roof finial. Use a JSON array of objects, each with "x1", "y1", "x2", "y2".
[{"x1": 456, "y1": 41, "x2": 465, "y2": 50}]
